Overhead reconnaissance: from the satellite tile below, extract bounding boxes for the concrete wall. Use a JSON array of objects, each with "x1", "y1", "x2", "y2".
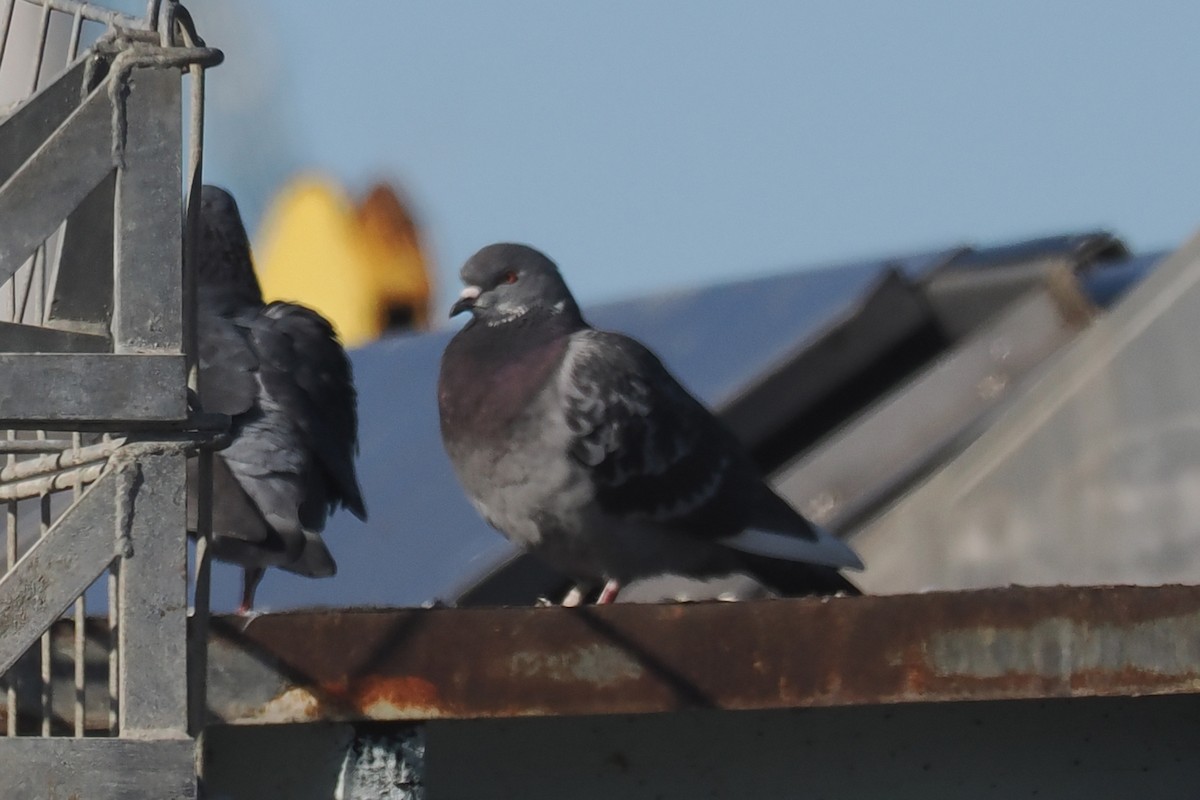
[{"x1": 202, "y1": 694, "x2": 1200, "y2": 799}]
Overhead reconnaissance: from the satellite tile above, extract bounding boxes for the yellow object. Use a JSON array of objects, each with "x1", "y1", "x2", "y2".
[{"x1": 255, "y1": 176, "x2": 433, "y2": 348}]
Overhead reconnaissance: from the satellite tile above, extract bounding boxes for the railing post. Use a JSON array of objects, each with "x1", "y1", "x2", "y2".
[
  {"x1": 117, "y1": 451, "x2": 189, "y2": 737},
  {"x1": 112, "y1": 65, "x2": 182, "y2": 355},
  {"x1": 111, "y1": 60, "x2": 188, "y2": 738}
]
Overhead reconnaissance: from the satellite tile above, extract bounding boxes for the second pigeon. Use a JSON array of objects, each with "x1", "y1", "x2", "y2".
[
  {"x1": 438, "y1": 243, "x2": 862, "y2": 604},
  {"x1": 191, "y1": 185, "x2": 368, "y2": 611}
]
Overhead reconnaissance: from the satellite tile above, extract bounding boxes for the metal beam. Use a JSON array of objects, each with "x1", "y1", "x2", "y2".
[
  {"x1": 118, "y1": 452, "x2": 189, "y2": 736},
  {"x1": 46, "y1": 171, "x2": 116, "y2": 334},
  {"x1": 1, "y1": 738, "x2": 194, "y2": 799},
  {"x1": 16, "y1": 584, "x2": 1200, "y2": 732},
  {"x1": 0, "y1": 471, "x2": 115, "y2": 674},
  {"x1": 0, "y1": 79, "x2": 114, "y2": 288},
  {"x1": 113, "y1": 66, "x2": 182, "y2": 352},
  {"x1": 200, "y1": 584, "x2": 1200, "y2": 724},
  {"x1": 0, "y1": 353, "x2": 186, "y2": 424},
  {"x1": 0, "y1": 56, "x2": 91, "y2": 186},
  {"x1": 0, "y1": 321, "x2": 109, "y2": 352}
]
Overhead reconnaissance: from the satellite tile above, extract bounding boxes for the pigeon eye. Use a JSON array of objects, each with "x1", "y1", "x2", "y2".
[{"x1": 501, "y1": 271, "x2": 519, "y2": 285}]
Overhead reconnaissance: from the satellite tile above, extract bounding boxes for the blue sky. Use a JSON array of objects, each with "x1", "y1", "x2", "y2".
[{"x1": 194, "y1": 1, "x2": 1200, "y2": 312}]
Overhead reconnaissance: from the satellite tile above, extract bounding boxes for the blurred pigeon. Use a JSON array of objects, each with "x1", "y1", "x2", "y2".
[
  {"x1": 438, "y1": 243, "x2": 862, "y2": 604},
  {"x1": 190, "y1": 185, "x2": 367, "y2": 611}
]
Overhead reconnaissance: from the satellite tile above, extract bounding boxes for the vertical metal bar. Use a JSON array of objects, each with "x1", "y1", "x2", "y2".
[
  {"x1": 182, "y1": 61, "x2": 204, "y2": 379},
  {"x1": 112, "y1": 66, "x2": 183, "y2": 354},
  {"x1": 117, "y1": 452, "x2": 189, "y2": 736},
  {"x1": 72, "y1": 432, "x2": 84, "y2": 737},
  {"x1": 0, "y1": 0, "x2": 16, "y2": 69},
  {"x1": 145, "y1": 0, "x2": 161, "y2": 33},
  {"x1": 25, "y1": 245, "x2": 45, "y2": 324},
  {"x1": 42, "y1": 232, "x2": 60, "y2": 326},
  {"x1": 111, "y1": 53, "x2": 188, "y2": 739},
  {"x1": 66, "y1": 8, "x2": 83, "y2": 62},
  {"x1": 184, "y1": 47, "x2": 211, "y2": 736},
  {"x1": 73, "y1": 595, "x2": 84, "y2": 736},
  {"x1": 37, "y1": 431, "x2": 51, "y2": 737},
  {"x1": 13, "y1": 256, "x2": 33, "y2": 323},
  {"x1": 4, "y1": 430, "x2": 16, "y2": 736},
  {"x1": 29, "y1": 0, "x2": 52, "y2": 94},
  {"x1": 189, "y1": 453, "x2": 211, "y2": 734},
  {"x1": 107, "y1": 561, "x2": 118, "y2": 734},
  {"x1": 104, "y1": 434, "x2": 117, "y2": 735}
]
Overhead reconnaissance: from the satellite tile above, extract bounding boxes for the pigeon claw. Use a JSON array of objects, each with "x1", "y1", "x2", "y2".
[{"x1": 597, "y1": 579, "x2": 621, "y2": 604}]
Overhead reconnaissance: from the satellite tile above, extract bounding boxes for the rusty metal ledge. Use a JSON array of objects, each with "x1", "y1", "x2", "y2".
[{"x1": 202, "y1": 584, "x2": 1200, "y2": 725}]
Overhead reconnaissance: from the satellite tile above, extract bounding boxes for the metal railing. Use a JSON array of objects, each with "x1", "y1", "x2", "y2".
[{"x1": 0, "y1": 1, "x2": 220, "y2": 795}]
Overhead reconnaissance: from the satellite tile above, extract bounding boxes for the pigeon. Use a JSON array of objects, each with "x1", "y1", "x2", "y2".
[
  {"x1": 189, "y1": 185, "x2": 367, "y2": 611},
  {"x1": 438, "y1": 243, "x2": 862, "y2": 604}
]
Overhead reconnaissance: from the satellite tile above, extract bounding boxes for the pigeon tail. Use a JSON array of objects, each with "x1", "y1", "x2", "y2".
[
  {"x1": 339, "y1": 486, "x2": 368, "y2": 522},
  {"x1": 276, "y1": 531, "x2": 338, "y2": 578},
  {"x1": 719, "y1": 525, "x2": 864, "y2": 571},
  {"x1": 734, "y1": 553, "x2": 863, "y2": 596}
]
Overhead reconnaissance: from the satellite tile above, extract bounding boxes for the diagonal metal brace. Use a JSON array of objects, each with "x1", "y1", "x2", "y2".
[
  {"x1": 0, "y1": 469, "x2": 117, "y2": 675},
  {"x1": 0, "y1": 79, "x2": 114, "y2": 288}
]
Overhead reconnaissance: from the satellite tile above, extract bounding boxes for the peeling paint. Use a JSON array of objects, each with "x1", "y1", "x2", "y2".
[
  {"x1": 246, "y1": 687, "x2": 322, "y2": 723},
  {"x1": 509, "y1": 644, "x2": 644, "y2": 686},
  {"x1": 335, "y1": 729, "x2": 425, "y2": 800},
  {"x1": 928, "y1": 611, "x2": 1200, "y2": 686}
]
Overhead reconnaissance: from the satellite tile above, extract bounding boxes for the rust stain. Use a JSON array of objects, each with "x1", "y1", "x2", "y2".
[
  {"x1": 356, "y1": 675, "x2": 442, "y2": 708},
  {"x1": 1067, "y1": 665, "x2": 1200, "y2": 694},
  {"x1": 317, "y1": 674, "x2": 452, "y2": 719}
]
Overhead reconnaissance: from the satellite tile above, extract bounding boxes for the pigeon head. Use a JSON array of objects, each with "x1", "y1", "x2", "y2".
[
  {"x1": 195, "y1": 185, "x2": 263, "y2": 302},
  {"x1": 451, "y1": 243, "x2": 581, "y2": 325}
]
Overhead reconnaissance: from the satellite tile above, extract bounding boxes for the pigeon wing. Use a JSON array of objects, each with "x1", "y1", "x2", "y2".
[
  {"x1": 197, "y1": 306, "x2": 259, "y2": 418},
  {"x1": 561, "y1": 330, "x2": 743, "y2": 531},
  {"x1": 244, "y1": 302, "x2": 368, "y2": 521},
  {"x1": 562, "y1": 329, "x2": 862, "y2": 571}
]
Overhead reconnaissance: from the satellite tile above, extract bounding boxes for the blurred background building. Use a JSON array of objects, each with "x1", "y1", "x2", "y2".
[{"x1": 255, "y1": 177, "x2": 433, "y2": 345}]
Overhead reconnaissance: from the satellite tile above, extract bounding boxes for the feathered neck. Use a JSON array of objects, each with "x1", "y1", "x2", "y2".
[{"x1": 439, "y1": 307, "x2": 584, "y2": 441}]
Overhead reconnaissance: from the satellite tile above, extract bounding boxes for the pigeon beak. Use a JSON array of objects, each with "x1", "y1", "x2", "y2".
[{"x1": 450, "y1": 285, "x2": 481, "y2": 317}]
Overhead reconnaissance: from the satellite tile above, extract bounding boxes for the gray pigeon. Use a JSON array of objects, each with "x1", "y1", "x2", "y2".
[
  {"x1": 190, "y1": 185, "x2": 367, "y2": 611},
  {"x1": 438, "y1": 243, "x2": 862, "y2": 604}
]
